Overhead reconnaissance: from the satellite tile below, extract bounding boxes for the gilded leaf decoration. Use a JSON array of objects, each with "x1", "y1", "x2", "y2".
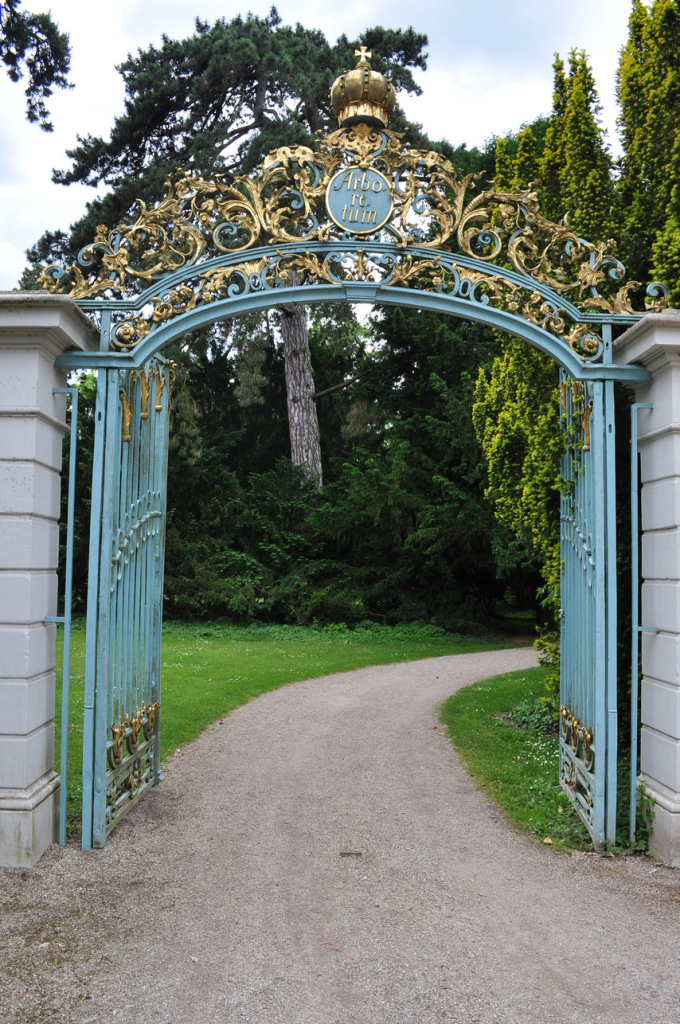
[{"x1": 37, "y1": 121, "x2": 669, "y2": 358}]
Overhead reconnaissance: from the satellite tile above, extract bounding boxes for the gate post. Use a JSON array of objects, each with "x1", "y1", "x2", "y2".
[
  {"x1": 0, "y1": 294, "x2": 96, "y2": 867},
  {"x1": 615, "y1": 310, "x2": 680, "y2": 865}
]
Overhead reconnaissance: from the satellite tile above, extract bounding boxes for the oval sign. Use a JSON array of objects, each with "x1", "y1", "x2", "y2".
[{"x1": 326, "y1": 167, "x2": 393, "y2": 234}]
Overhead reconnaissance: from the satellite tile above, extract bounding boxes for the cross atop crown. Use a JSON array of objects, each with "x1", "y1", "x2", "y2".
[{"x1": 355, "y1": 46, "x2": 372, "y2": 65}]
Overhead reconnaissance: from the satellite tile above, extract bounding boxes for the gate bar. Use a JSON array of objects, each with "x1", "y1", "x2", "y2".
[
  {"x1": 630, "y1": 402, "x2": 658, "y2": 843},
  {"x1": 45, "y1": 386, "x2": 79, "y2": 847},
  {"x1": 82, "y1": 368, "x2": 108, "y2": 849},
  {"x1": 604, "y1": 378, "x2": 618, "y2": 843}
]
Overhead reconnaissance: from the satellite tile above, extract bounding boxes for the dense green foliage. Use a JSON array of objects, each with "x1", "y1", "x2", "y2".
[
  {"x1": 61, "y1": 303, "x2": 529, "y2": 631},
  {"x1": 46, "y1": 4, "x2": 680, "y2": 653},
  {"x1": 0, "y1": 0, "x2": 70, "y2": 130},
  {"x1": 160, "y1": 306, "x2": 520, "y2": 628},
  {"x1": 473, "y1": 343, "x2": 562, "y2": 604},
  {"x1": 618, "y1": 0, "x2": 680, "y2": 302},
  {"x1": 473, "y1": 50, "x2": 617, "y2": 647},
  {"x1": 540, "y1": 51, "x2": 614, "y2": 238}
]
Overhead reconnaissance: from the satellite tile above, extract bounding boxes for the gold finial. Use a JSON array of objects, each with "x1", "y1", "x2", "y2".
[{"x1": 354, "y1": 46, "x2": 372, "y2": 65}]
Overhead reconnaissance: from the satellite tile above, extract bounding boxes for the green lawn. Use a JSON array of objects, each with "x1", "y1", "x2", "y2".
[
  {"x1": 439, "y1": 667, "x2": 591, "y2": 851},
  {"x1": 55, "y1": 620, "x2": 511, "y2": 837}
]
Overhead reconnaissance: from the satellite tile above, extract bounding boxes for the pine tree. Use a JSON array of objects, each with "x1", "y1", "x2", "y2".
[
  {"x1": 28, "y1": 10, "x2": 427, "y2": 486},
  {"x1": 0, "y1": 0, "x2": 71, "y2": 130},
  {"x1": 34, "y1": 12, "x2": 426, "y2": 255}
]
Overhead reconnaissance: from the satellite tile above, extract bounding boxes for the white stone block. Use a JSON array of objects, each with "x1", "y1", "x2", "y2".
[
  {"x1": 641, "y1": 724, "x2": 680, "y2": 792},
  {"x1": 0, "y1": 348, "x2": 41, "y2": 408},
  {"x1": 638, "y1": 429, "x2": 680, "y2": 484},
  {"x1": 0, "y1": 673, "x2": 55, "y2": 734},
  {"x1": 0, "y1": 623, "x2": 56, "y2": 679},
  {"x1": 0, "y1": 347, "x2": 68, "y2": 412},
  {"x1": 642, "y1": 528, "x2": 680, "y2": 580},
  {"x1": 0, "y1": 461, "x2": 60, "y2": 518},
  {"x1": 647, "y1": 798, "x2": 680, "y2": 867},
  {"x1": 641, "y1": 581, "x2": 680, "y2": 634},
  {"x1": 641, "y1": 478, "x2": 680, "y2": 532},
  {"x1": 636, "y1": 364, "x2": 680, "y2": 428},
  {"x1": 0, "y1": 413, "x2": 65, "y2": 468},
  {"x1": 0, "y1": 571, "x2": 57, "y2": 624},
  {"x1": 642, "y1": 677, "x2": 680, "y2": 738},
  {"x1": 642, "y1": 630, "x2": 680, "y2": 686},
  {"x1": 0, "y1": 770, "x2": 58, "y2": 868},
  {"x1": 0, "y1": 722, "x2": 54, "y2": 789},
  {"x1": 0, "y1": 516, "x2": 59, "y2": 570},
  {"x1": 637, "y1": 776, "x2": 680, "y2": 867}
]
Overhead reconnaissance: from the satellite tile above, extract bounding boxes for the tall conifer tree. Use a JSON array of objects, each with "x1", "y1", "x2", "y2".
[
  {"x1": 474, "y1": 49, "x2": 614, "y2": 637},
  {"x1": 511, "y1": 127, "x2": 538, "y2": 190},
  {"x1": 617, "y1": 0, "x2": 680, "y2": 301}
]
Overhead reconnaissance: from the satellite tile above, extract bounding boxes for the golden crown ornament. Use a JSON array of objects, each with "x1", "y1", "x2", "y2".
[{"x1": 329, "y1": 47, "x2": 396, "y2": 128}]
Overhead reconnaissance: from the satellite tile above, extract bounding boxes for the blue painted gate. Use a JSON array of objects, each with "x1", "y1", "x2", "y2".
[
  {"x1": 81, "y1": 359, "x2": 171, "y2": 849},
  {"x1": 45, "y1": 52, "x2": 665, "y2": 850},
  {"x1": 558, "y1": 376, "x2": 618, "y2": 847}
]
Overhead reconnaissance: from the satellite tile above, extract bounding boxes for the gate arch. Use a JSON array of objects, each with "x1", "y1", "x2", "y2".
[
  {"x1": 59, "y1": 266, "x2": 656, "y2": 383},
  {"x1": 42, "y1": 52, "x2": 667, "y2": 850}
]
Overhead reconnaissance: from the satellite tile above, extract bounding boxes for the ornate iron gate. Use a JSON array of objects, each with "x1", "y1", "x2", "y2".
[
  {"x1": 81, "y1": 358, "x2": 171, "y2": 849},
  {"x1": 559, "y1": 374, "x2": 618, "y2": 847},
  {"x1": 45, "y1": 49, "x2": 666, "y2": 851}
]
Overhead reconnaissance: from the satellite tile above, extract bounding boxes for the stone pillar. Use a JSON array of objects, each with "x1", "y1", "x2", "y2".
[
  {"x1": 615, "y1": 310, "x2": 680, "y2": 866},
  {"x1": 0, "y1": 293, "x2": 97, "y2": 868}
]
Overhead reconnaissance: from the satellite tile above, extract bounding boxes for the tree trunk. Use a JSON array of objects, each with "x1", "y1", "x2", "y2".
[{"x1": 280, "y1": 302, "x2": 323, "y2": 487}]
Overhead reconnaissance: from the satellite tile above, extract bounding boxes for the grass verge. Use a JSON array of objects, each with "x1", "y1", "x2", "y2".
[
  {"x1": 439, "y1": 666, "x2": 591, "y2": 851},
  {"x1": 56, "y1": 620, "x2": 511, "y2": 837}
]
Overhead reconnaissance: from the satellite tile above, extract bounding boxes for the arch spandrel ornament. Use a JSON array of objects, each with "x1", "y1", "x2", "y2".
[{"x1": 41, "y1": 51, "x2": 668, "y2": 374}]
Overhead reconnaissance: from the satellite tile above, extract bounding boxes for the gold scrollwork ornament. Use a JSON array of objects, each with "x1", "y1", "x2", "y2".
[
  {"x1": 143, "y1": 701, "x2": 160, "y2": 740},
  {"x1": 127, "y1": 708, "x2": 144, "y2": 754},
  {"x1": 119, "y1": 391, "x2": 132, "y2": 443},
  {"x1": 34, "y1": 54, "x2": 668, "y2": 352},
  {"x1": 139, "y1": 369, "x2": 150, "y2": 419},
  {"x1": 109, "y1": 715, "x2": 129, "y2": 767},
  {"x1": 560, "y1": 704, "x2": 594, "y2": 772}
]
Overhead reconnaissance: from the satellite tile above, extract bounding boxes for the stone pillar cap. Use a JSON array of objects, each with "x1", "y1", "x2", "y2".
[{"x1": 0, "y1": 292, "x2": 98, "y2": 356}]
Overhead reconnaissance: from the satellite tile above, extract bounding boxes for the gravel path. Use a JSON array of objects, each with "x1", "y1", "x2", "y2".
[{"x1": 3, "y1": 648, "x2": 680, "y2": 1024}]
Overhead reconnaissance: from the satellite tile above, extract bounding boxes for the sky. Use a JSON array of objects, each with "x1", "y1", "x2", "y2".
[{"x1": 0, "y1": 0, "x2": 633, "y2": 289}]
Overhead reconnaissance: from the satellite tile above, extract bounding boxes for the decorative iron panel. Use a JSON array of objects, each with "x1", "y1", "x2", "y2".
[
  {"x1": 558, "y1": 373, "x2": 616, "y2": 847},
  {"x1": 82, "y1": 359, "x2": 170, "y2": 848}
]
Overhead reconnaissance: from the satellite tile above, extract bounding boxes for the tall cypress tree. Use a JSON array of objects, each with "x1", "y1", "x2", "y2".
[
  {"x1": 511, "y1": 126, "x2": 538, "y2": 190},
  {"x1": 493, "y1": 136, "x2": 513, "y2": 189},
  {"x1": 540, "y1": 50, "x2": 614, "y2": 239},
  {"x1": 474, "y1": 49, "x2": 615, "y2": 641},
  {"x1": 539, "y1": 55, "x2": 569, "y2": 222},
  {"x1": 617, "y1": 0, "x2": 680, "y2": 301}
]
